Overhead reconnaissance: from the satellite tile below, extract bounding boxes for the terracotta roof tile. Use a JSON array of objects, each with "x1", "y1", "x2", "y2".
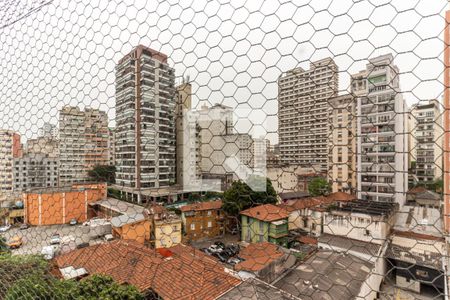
[
  {"x1": 326, "y1": 192, "x2": 357, "y2": 202},
  {"x1": 240, "y1": 204, "x2": 289, "y2": 222},
  {"x1": 279, "y1": 193, "x2": 356, "y2": 212},
  {"x1": 54, "y1": 240, "x2": 239, "y2": 300},
  {"x1": 180, "y1": 200, "x2": 222, "y2": 212},
  {"x1": 235, "y1": 242, "x2": 284, "y2": 272},
  {"x1": 407, "y1": 186, "x2": 428, "y2": 194}
]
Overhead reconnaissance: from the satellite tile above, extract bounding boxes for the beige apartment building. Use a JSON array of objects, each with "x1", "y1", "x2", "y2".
[
  {"x1": 115, "y1": 45, "x2": 176, "y2": 197},
  {"x1": 410, "y1": 100, "x2": 443, "y2": 183},
  {"x1": 0, "y1": 130, "x2": 22, "y2": 196},
  {"x1": 26, "y1": 137, "x2": 59, "y2": 158},
  {"x1": 278, "y1": 58, "x2": 338, "y2": 172},
  {"x1": 59, "y1": 106, "x2": 109, "y2": 186},
  {"x1": 175, "y1": 82, "x2": 196, "y2": 186},
  {"x1": 328, "y1": 94, "x2": 357, "y2": 193}
]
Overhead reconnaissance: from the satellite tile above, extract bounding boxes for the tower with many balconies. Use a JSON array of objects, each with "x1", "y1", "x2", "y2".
[
  {"x1": 115, "y1": 45, "x2": 176, "y2": 198},
  {"x1": 356, "y1": 54, "x2": 408, "y2": 206}
]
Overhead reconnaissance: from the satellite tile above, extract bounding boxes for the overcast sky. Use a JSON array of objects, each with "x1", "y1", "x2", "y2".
[{"x1": 0, "y1": 0, "x2": 447, "y2": 144}]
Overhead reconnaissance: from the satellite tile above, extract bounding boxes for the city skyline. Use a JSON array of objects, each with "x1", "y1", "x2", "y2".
[{"x1": 0, "y1": 0, "x2": 446, "y2": 145}]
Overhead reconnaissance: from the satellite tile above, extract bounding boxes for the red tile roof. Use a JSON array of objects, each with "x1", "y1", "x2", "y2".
[
  {"x1": 326, "y1": 192, "x2": 357, "y2": 202},
  {"x1": 407, "y1": 186, "x2": 428, "y2": 194},
  {"x1": 235, "y1": 242, "x2": 284, "y2": 272},
  {"x1": 54, "y1": 240, "x2": 239, "y2": 300},
  {"x1": 297, "y1": 235, "x2": 318, "y2": 245},
  {"x1": 180, "y1": 200, "x2": 222, "y2": 212},
  {"x1": 279, "y1": 192, "x2": 356, "y2": 212},
  {"x1": 240, "y1": 204, "x2": 289, "y2": 222}
]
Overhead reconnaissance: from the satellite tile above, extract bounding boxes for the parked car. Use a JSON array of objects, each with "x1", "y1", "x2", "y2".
[
  {"x1": 41, "y1": 245, "x2": 59, "y2": 260},
  {"x1": 212, "y1": 252, "x2": 227, "y2": 263},
  {"x1": 50, "y1": 233, "x2": 61, "y2": 245},
  {"x1": 76, "y1": 242, "x2": 89, "y2": 249},
  {"x1": 7, "y1": 236, "x2": 23, "y2": 249},
  {"x1": 104, "y1": 234, "x2": 114, "y2": 241},
  {"x1": 69, "y1": 218, "x2": 77, "y2": 226},
  {"x1": 0, "y1": 224, "x2": 11, "y2": 232},
  {"x1": 214, "y1": 241, "x2": 225, "y2": 248},
  {"x1": 227, "y1": 257, "x2": 241, "y2": 265},
  {"x1": 200, "y1": 248, "x2": 211, "y2": 255},
  {"x1": 19, "y1": 223, "x2": 29, "y2": 230},
  {"x1": 208, "y1": 244, "x2": 223, "y2": 253}
]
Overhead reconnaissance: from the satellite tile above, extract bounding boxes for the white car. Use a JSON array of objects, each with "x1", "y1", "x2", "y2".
[
  {"x1": 0, "y1": 225, "x2": 11, "y2": 232},
  {"x1": 50, "y1": 233, "x2": 61, "y2": 245},
  {"x1": 208, "y1": 244, "x2": 223, "y2": 253},
  {"x1": 41, "y1": 245, "x2": 59, "y2": 260},
  {"x1": 227, "y1": 257, "x2": 241, "y2": 265},
  {"x1": 104, "y1": 234, "x2": 114, "y2": 241}
]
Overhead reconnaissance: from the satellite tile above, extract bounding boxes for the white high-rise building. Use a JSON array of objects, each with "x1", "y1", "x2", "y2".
[
  {"x1": 356, "y1": 54, "x2": 409, "y2": 206},
  {"x1": 410, "y1": 100, "x2": 443, "y2": 183}
]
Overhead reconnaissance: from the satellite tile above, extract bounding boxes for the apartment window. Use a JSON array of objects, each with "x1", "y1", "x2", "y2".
[
  {"x1": 190, "y1": 223, "x2": 195, "y2": 230},
  {"x1": 207, "y1": 211, "x2": 212, "y2": 216},
  {"x1": 207, "y1": 221, "x2": 212, "y2": 228}
]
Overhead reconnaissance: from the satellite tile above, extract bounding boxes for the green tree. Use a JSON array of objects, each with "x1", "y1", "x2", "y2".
[
  {"x1": 308, "y1": 177, "x2": 331, "y2": 196},
  {"x1": 74, "y1": 275, "x2": 143, "y2": 300},
  {"x1": 0, "y1": 254, "x2": 50, "y2": 299},
  {"x1": 223, "y1": 177, "x2": 277, "y2": 217},
  {"x1": 88, "y1": 165, "x2": 116, "y2": 184},
  {"x1": 1, "y1": 254, "x2": 143, "y2": 300},
  {"x1": 0, "y1": 236, "x2": 10, "y2": 253}
]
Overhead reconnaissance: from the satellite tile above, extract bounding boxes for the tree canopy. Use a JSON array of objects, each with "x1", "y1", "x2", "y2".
[
  {"x1": 308, "y1": 177, "x2": 331, "y2": 196},
  {"x1": 88, "y1": 165, "x2": 116, "y2": 184},
  {"x1": 223, "y1": 177, "x2": 277, "y2": 217},
  {"x1": 1, "y1": 254, "x2": 143, "y2": 300}
]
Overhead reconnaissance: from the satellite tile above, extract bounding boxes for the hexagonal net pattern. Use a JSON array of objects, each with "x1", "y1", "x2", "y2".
[{"x1": 0, "y1": 0, "x2": 448, "y2": 299}]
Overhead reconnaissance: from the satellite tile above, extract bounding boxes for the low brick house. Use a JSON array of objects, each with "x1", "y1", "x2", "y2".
[{"x1": 180, "y1": 200, "x2": 224, "y2": 240}]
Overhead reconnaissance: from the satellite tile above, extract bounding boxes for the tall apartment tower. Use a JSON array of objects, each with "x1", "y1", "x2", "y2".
[
  {"x1": 278, "y1": 58, "x2": 338, "y2": 171},
  {"x1": 175, "y1": 82, "x2": 192, "y2": 186},
  {"x1": 115, "y1": 45, "x2": 176, "y2": 195},
  {"x1": 356, "y1": 54, "x2": 409, "y2": 206},
  {"x1": 410, "y1": 100, "x2": 443, "y2": 183},
  {"x1": 0, "y1": 130, "x2": 22, "y2": 194},
  {"x1": 59, "y1": 106, "x2": 109, "y2": 186},
  {"x1": 108, "y1": 128, "x2": 116, "y2": 166},
  {"x1": 328, "y1": 94, "x2": 357, "y2": 193}
]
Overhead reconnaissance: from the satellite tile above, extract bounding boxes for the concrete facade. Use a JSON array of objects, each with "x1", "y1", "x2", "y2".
[
  {"x1": 107, "y1": 127, "x2": 116, "y2": 166},
  {"x1": 328, "y1": 94, "x2": 357, "y2": 193},
  {"x1": 267, "y1": 165, "x2": 322, "y2": 194},
  {"x1": 13, "y1": 153, "x2": 59, "y2": 191},
  {"x1": 410, "y1": 100, "x2": 443, "y2": 183},
  {"x1": 59, "y1": 106, "x2": 109, "y2": 186},
  {"x1": 356, "y1": 54, "x2": 409, "y2": 205},
  {"x1": 175, "y1": 82, "x2": 195, "y2": 186},
  {"x1": 278, "y1": 58, "x2": 338, "y2": 171},
  {"x1": 115, "y1": 45, "x2": 176, "y2": 195},
  {"x1": 0, "y1": 130, "x2": 22, "y2": 195}
]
